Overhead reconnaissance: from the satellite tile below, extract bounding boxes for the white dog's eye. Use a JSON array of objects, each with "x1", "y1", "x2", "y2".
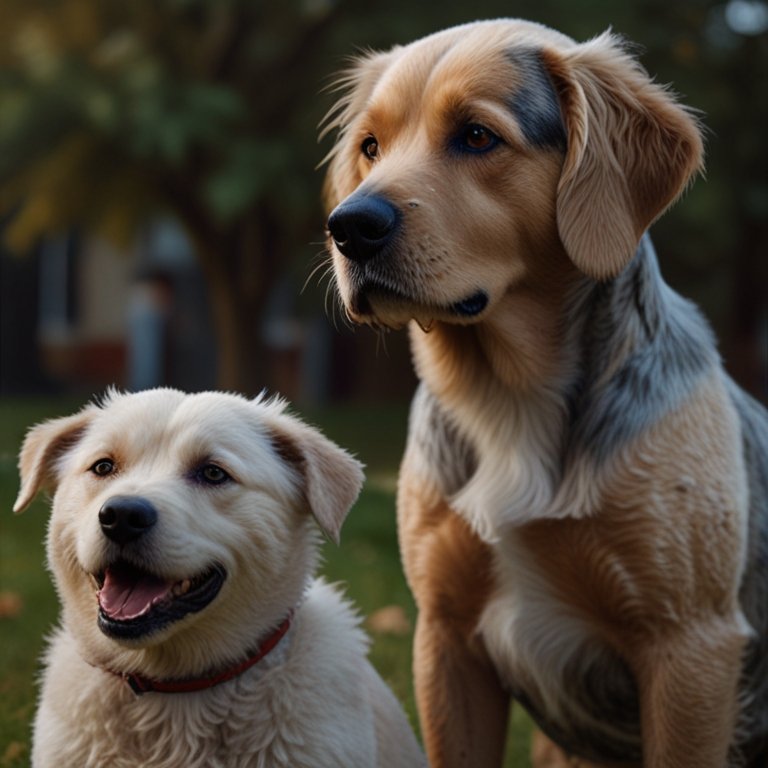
[
  {"x1": 197, "y1": 464, "x2": 231, "y2": 486},
  {"x1": 90, "y1": 459, "x2": 115, "y2": 477},
  {"x1": 361, "y1": 135, "x2": 379, "y2": 160}
]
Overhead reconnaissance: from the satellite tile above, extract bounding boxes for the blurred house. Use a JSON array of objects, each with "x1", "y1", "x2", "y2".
[
  {"x1": 0, "y1": 220, "x2": 417, "y2": 402},
  {"x1": 1, "y1": 221, "x2": 217, "y2": 396}
]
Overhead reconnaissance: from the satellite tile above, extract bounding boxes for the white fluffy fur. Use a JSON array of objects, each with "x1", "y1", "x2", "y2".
[
  {"x1": 15, "y1": 388, "x2": 425, "y2": 768},
  {"x1": 33, "y1": 580, "x2": 418, "y2": 768},
  {"x1": 449, "y1": 379, "x2": 571, "y2": 541}
]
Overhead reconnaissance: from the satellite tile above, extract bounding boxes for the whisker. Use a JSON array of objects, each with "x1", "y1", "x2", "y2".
[
  {"x1": 325, "y1": 276, "x2": 345, "y2": 332},
  {"x1": 374, "y1": 328, "x2": 391, "y2": 358},
  {"x1": 303, "y1": 254, "x2": 333, "y2": 295}
]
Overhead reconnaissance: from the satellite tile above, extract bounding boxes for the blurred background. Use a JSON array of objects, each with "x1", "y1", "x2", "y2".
[
  {"x1": 0, "y1": 2, "x2": 765, "y2": 765},
  {"x1": 0, "y1": 0, "x2": 766, "y2": 405}
]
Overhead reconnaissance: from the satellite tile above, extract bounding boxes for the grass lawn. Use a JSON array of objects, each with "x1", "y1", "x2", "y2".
[{"x1": 0, "y1": 397, "x2": 534, "y2": 766}]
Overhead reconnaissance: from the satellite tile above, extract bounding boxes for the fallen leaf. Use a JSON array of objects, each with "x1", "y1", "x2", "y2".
[
  {"x1": 367, "y1": 605, "x2": 411, "y2": 636},
  {"x1": 1, "y1": 741, "x2": 27, "y2": 766},
  {"x1": 0, "y1": 592, "x2": 22, "y2": 619}
]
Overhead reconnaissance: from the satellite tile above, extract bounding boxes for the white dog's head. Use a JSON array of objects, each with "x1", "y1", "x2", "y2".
[{"x1": 15, "y1": 388, "x2": 364, "y2": 679}]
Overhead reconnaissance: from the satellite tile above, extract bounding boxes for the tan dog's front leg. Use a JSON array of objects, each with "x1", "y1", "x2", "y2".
[
  {"x1": 399, "y1": 480, "x2": 509, "y2": 768},
  {"x1": 634, "y1": 619, "x2": 749, "y2": 768},
  {"x1": 414, "y1": 609, "x2": 509, "y2": 767}
]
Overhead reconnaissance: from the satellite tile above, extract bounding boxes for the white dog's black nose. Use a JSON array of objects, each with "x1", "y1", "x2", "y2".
[
  {"x1": 327, "y1": 194, "x2": 399, "y2": 262},
  {"x1": 99, "y1": 496, "x2": 158, "y2": 545}
]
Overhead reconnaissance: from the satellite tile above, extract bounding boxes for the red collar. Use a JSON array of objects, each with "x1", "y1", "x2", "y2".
[{"x1": 110, "y1": 612, "x2": 293, "y2": 696}]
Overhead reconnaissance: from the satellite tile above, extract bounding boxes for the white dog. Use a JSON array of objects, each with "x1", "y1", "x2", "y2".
[{"x1": 15, "y1": 388, "x2": 425, "y2": 768}]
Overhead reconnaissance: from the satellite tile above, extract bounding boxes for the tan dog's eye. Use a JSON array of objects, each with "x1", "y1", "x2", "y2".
[
  {"x1": 90, "y1": 459, "x2": 115, "y2": 477},
  {"x1": 457, "y1": 124, "x2": 499, "y2": 153},
  {"x1": 197, "y1": 464, "x2": 231, "y2": 486},
  {"x1": 361, "y1": 135, "x2": 379, "y2": 160}
]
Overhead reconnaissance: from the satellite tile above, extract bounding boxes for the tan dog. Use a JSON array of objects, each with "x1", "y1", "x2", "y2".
[
  {"x1": 322, "y1": 19, "x2": 768, "y2": 768},
  {"x1": 15, "y1": 388, "x2": 425, "y2": 768}
]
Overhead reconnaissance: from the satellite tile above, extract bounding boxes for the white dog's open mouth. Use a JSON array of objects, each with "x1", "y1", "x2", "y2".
[{"x1": 94, "y1": 560, "x2": 226, "y2": 640}]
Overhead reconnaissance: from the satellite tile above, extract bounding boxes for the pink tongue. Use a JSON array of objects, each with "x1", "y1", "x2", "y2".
[{"x1": 98, "y1": 563, "x2": 173, "y2": 620}]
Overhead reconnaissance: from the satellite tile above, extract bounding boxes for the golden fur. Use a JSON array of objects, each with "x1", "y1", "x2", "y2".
[{"x1": 323, "y1": 19, "x2": 768, "y2": 768}]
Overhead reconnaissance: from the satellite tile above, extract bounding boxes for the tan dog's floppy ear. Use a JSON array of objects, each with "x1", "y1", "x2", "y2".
[
  {"x1": 14, "y1": 409, "x2": 95, "y2": 513},
  {"x1": 269, "y1": 416, "x2": 365, "y2": 545},
  {"x1": 542, "y1": 32, "x2": 704, "y2": 279},
  {"x1": 320, "y1": 48, "x2": 395, "y2": 211}
]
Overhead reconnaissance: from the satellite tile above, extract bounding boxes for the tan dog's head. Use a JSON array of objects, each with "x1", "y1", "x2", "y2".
[
  {"x1": 15, "y1": 389, "x2": 363, "y2": 678},
  {"x1": 322, "y1": 19, "x2": 703, "y2": 329}
]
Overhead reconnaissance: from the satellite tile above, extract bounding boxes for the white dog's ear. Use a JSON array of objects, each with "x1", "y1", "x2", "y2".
[
  {"x1": 541, "y1": 32, "x2": 704, "y2": 280},
  {"x1": 269, "y1": 417, "x2": 365, "y2": 544},
  {"x1": 14, "y1": 409, "x2": 95, "y2": 514}
]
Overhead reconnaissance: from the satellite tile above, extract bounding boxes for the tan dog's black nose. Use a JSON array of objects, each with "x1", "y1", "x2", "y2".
[
  {"x1": 328, "y1": 194, "x2": 399, "y2": 262},
  {"x1": 99, "y1": 496, "x2": 158, "y2": 545}
]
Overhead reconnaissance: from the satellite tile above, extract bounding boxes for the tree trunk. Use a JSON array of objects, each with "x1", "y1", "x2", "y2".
[
  {"x1": 202, "y1": 252, "x2": 262, "y2": 393},
  {"x1": 189, "y1": 207, "x2": 281, "y2": 395}
]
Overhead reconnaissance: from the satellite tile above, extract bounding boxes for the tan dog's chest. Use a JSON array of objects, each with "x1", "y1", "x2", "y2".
[
  {"x1": 480, "y1": 521, "x2": 644, "y2": 758},
  {"x1": 479, "y1": 499, "x2": 736, "y2": 760},
  {"x1": 478, "y1": 413, "x2": 748, "y2": 760},
  {"x1": 482, "y1": 507, "x2": 691, "y2": 678}
]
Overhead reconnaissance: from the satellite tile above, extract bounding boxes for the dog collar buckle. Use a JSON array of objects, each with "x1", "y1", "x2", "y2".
[{"x1": 125, "y1": 673, "x2": 152, "y2": 696}]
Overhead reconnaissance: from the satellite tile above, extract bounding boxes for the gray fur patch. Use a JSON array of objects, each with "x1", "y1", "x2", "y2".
[
  {"x1": 407, "y1": 383, "x2": 477, "y2": 498},
  {"x1": 506, "y1": 48, "x2": 567, "y2": 151},
  {"x1": 513, "y1": 649, "x2": 642, "y2": 762},
  {"x1": 566, "y1": 235, "x2": 720, "y2": 465}
]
